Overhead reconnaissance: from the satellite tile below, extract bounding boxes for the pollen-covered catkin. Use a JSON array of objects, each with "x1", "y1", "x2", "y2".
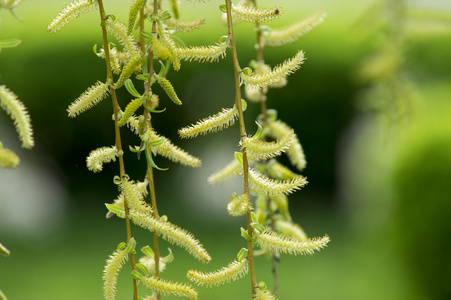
[
  {"x1": 0, "y1": 145, "x2": 20, "y2": 168},
  {"x1": 164, "y1": 17, "x2": 206, "y2": 32},
  {"x1": 140, "y1": 276, "x2": 198, "y2": 300},
  {"x1": 0, "y1": 85, "x2": 34, "y2": 149},
  {"x1": 67, "y1": 81, "x2": 110, "y2": 117},
  {"x1": 103, "y1": 246, "x2": 128, "y2": 300},
  {"x1": 142, "y1": 129, "x2": 201, "y2": 168},
  {"x1": 179, "y1": 101, "x2": 246, "y2": 138},
  {"x1": 187, "y1": 258, "x2": 249, "y2": 287},
  {"x1": 240, "y1": 51, "x2": 305, "y2": 90},
  {"x1": 207, "y1": 159, "x2": 242, "y2": 184},
  {"x1": 129, "y1": 212, "x2": 211, "y2": 264},
  {"x1": 266, "y1": 120, "x2": 306, "y2": 171},
  {"x1": 86, "y1": 146, "x2": 121, "y2": 172},
  {"x1": 227, "y1": 193, "x2": 252, "y2": 217},
  {"x1": 231, "y1": 2, "x2": 282, "y2": 23},
  {"x1": 241, "y1": 129, "x2": 295, "y2": 161},
  {"x1": 47, "y1": 0, "x2": 95, "y2": 33},
  {"x1": 155, "y1": 75, "x2": 182, "y2": 105},
  {"x1": 263, "y1": 12, "x2": 326, "y2": 47},
  {"x1": 256, "y1": 230, "x2": 330, "y2": 255},
  {"x1": 247, "y1": 168, "x2": 308, "y2": 196},
  {"x1": 177, "y1": 38, "x2": 229, "y2": 63}
]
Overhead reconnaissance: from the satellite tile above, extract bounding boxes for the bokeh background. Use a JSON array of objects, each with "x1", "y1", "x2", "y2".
[{"x1": 1, "y1": 0, "x2": 451, "y2": 299}]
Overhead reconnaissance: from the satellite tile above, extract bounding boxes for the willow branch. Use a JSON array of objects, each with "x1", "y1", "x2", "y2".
[
  {"x1": 225, "y1": 0, "x2": 257, "y2": 297},
  {"x1": 97, "y1": 0, "x2": 138, "y2": 299}
]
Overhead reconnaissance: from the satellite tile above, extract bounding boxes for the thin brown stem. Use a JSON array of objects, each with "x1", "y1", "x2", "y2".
[
  {"x1": 225, "y1": 0, "x2": 257, "y2": 298},
  {"x1": 97, "y1": 0, "x2": 138, "y2": 299},
  {"x1": 251, "y1": 0, "x2": 278, "y2": 294},
  {"x1": 140, "y1": 2, "x2": 161, "y2": 300}
]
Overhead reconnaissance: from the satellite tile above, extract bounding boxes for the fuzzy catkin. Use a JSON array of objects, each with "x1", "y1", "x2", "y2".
[
  {"x1": 67, "y1": 81, "x2": 109, "y2": 117},
  {"x1": 187, "y1": 259, "x2": 248, "y2": 287},
  {"x1": 143, "y1": 129, "x2": 201, "y2": 168},
  {"x1": 263, "y1": 12, "x2": 326, "y2": 47},
  {"x1": 179, "y1": 103, "x2": 242, "y2": 138},
  {"x1": 240, "y1": 51, "x2": 305, "y2": 90},
  {"x1": 247, "y1": 168, "x2": 307, "y2": 196},
  {"x1": 47, "y1": 0, "x2": 95, "y2": 33},
  {"x1": 256, "y1": 230, "x2": 329, "y2": 255},
  {"x1": 140, "y1": 276, "x2": 198, "y2": 299},
  {"x1": 0, "y1": 86, "x2": 34, "y2": 149},
  {"x1": 103, "y1": 247, "x2": 128, "y2": 300},
  {"x1": 86, "y1": 146, "x2": 120, "y2": 172},
  {"x1": 129, "y1": 212, "x2": 211, "y2": 264}
]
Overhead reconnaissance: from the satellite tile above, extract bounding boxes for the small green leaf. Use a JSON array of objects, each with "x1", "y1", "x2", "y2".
[
  {"x1": 218, "y1": 35, "x2": 229, "y2": 44},
  {"x1": 237, "y1": 248, "x2": 248, "y2": 262},
  {"x1": 219, "y1": 4, "x2": 227, "y2": 13},
  {"x1": 252, "y1": 223, "x2": 265, "y2": 234},
  {"x1": 160, "y1": 11, "x2": 171, "y2": 20},
  {"x1": 113, "y1": 175, "x2": 122, "y2": 185},
  {"x1": 235, "y1": 152, "x2": 243, "y2": 166},
  {"x1": 251, "y1": 121, "x2": 263, "y2": 141},
  {"x1": 141, "y1": 245, "x2": 154, "y2": 258},
  {"x1": 251, "y1": 212, "x2": 258, "y2": 224},
  {"x1": 125, "y1": 79, "x2": 141, "y2": 98},
  {"x1": 148, "y1": 138, "x2": 165, "y2": 148},
  {"x1": 241, "y1": 99, "x2": 247, "y2": 111},
  {"x1": 241, "y1": 227, "x2": 252, "y2": 242},
  {"x1": 0, "y1": 38, "x2": 21, "y2": 49},
  {"x1": 105, "y1": 203, "x2": 125, "y2": 217},
  {"x1": 162, "y1": 248, "x2": 174, "y2": 263},
  {"x1": 9, "y1": 9, "x2": 23, "y2": 22},
  {"x1": 242, "y1": 67, "x2": 252, "y2": 76},
  {"x1": 117, "y1": 242, "x2": 127, "y2": 251},
  {"x1": 131, "y1": 270, "x2": 143, "y2": 280},
  {"x1": 150, "y1": 13, "x2": 160, "y2": 22},
  {"x1": 145, "y1": 145, "x2": 168, "y2": 171},
  {"x1": 126, "y1": 237, "x2": 136, "y2": 254},
  {"x1": 258, "y1": 281, "x2": 267, "y2": 290},
  {"x1": 140, "y1": 30, "x2": 152, "y2": 39},
  {"x1": 136, "y1": 263, "x2": 149, "y2": 274}
]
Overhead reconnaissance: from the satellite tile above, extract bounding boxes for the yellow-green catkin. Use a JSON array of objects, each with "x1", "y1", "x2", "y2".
[
  {"x1": 263, "y1": 11, "x2": 326, "y2": 47},
  {"x1": 86, "y1": 146, "x2": 121, "y2": 172},
  {"x1": 140, "y1": 276, "x2": 198, "y2": 300},
  {"x1": 47, "y1": 0, "x2": 96, "y2": 33},
  {"x1": 256, "y1": 230, "x2": 330, "y2": 255},
  {"x1": 67, "y1": 81, "x2": 110, "y2": 117},
  {"x1": 0, "y1": 145, "x2": 20, "y2": 168},
  {"x1": 0, "y1": 85, "x2": 34, "y2": 149},
  {"x1": 103, "y1": 246, "x2": 128, "y2": 300},
  {"x1": 187, "y1": 258, "x2": 249, "y2": 288}
]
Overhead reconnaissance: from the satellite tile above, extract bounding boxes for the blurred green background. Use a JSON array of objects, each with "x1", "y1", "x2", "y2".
[{"x1": 1, "y1": 0, "x2": 451, "y2": 299}]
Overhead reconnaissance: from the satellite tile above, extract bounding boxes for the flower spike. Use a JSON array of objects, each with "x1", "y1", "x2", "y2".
[
  {"x1": 86, "y1": 146, "x2": 122, "y2": 172},
  {"x1": 240, "y1": 51, "x2": 305, "y2": 90},
  {"x1": 256, "y1": 230, "x2": 330, "y2": 256},
  {"x1": 232, "y1": 2, "x2": 282, "y2": 24},
  {"x1": 178, "y1": 99, "x2": 247, "y2": 139},
  {"x1": 263, "y1": 12, "x2": 326, "y2": 47},
  {"x1": 0, "y1": 85, "x2": 34, "y2": 148},
  {"x1": 187, "y1": 258, "x2": 249, "y2": 288},
  {"x1": 103, "y1": 243, "x2": 129, "y2": 300},
  {"x1": 67, "y1": 80, "x2": 110, "y2": 117},
  {"x1": 47, "y1": 0, "x2": 96, "y2": 33}
]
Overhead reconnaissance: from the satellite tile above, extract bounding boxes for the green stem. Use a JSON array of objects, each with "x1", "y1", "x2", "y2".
[
  {"x1": 225, "y1": 0, "x2": 257, "y2": 298},
  {"x1": 97, "y1": 0, "x2": 138, "y2": 299},
  {"x1": 141, "y1": 2, "x2": 161, "y2": 300},
  {"x1": 250, "y1": 0, "x2": 278, "y2": 293}
]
